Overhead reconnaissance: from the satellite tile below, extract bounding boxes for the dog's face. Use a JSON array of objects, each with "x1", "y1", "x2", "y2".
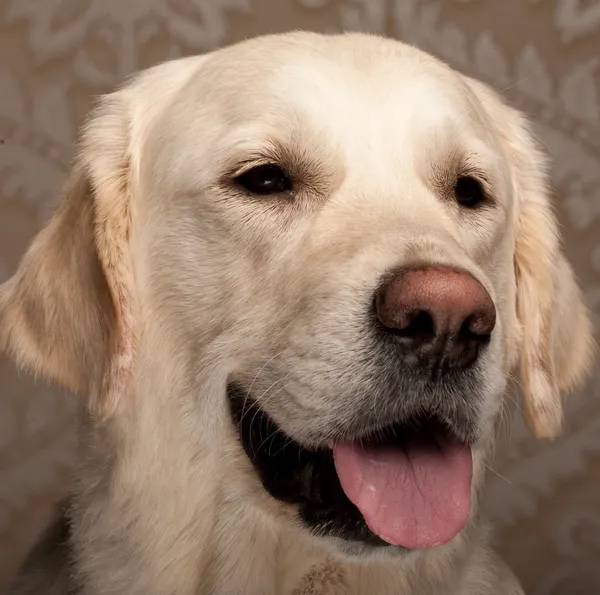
[{"x1": 0, "y1": 33, "x2": 594, "y2": 558}]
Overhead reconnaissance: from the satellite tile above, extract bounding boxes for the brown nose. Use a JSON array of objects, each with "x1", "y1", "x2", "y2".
[{"x1": 375, "y1": 267, "x2": 496, "y2": 371}]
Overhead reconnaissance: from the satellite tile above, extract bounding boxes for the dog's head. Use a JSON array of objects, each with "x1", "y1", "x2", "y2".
[{"x1": 0, "y1": 33, "x2": 594, "y2": 557}]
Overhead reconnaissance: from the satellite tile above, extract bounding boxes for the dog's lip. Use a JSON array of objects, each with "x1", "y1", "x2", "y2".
[
  {"x1": 305, "y1": 410, "x2": 473, "y2": 453},
  {"x1": 227, "y1": 383, "x2": 475, "y2": 451},
  {"x1": 324, "y1": 418, "x2": 468, "y2": 451},
  {"x1": 229, "y1": 387, "x2": 470, "y2": 454}
]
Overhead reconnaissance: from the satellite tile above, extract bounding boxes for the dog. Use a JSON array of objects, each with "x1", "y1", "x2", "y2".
[{"x1": 0, "y1": 32, "x2": 594, "y2": 595}]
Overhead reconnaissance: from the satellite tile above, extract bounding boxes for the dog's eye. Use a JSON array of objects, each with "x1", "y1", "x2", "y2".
[
  {"x1": 454, "y1": 176, "x2": 485, "y2": 208},
  {"x1": 235, "y1": 164, "x2": 292, "y2": 195}
]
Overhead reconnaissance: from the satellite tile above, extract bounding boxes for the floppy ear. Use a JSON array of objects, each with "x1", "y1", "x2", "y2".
[
  {"x1": 0, "y1": 91, "x2": 136, "y2": 417},
  {"x1": 465, "y1": 77, "x2": 595, "y2": 438},
  {"x1": 511, "y1": 129, "x2": 594, "y2": 439}
]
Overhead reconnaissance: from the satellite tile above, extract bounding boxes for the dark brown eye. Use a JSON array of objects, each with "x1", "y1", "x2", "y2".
[
  {"x1": 454, "y1": 176, "x2": 485, "y2": 208},
  {"x1": 235, "y1": 164, "x2": 292, "y2": 195}
]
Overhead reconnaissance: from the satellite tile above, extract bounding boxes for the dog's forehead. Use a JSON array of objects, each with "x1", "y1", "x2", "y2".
[{"x1": 199, "y1": 35, "x2": 484, "y2": 142}]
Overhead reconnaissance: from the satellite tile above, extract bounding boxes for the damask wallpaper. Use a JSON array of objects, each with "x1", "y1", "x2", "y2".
[{"x1": 0, "y1": 1, "x2": 598, "y2": 593}]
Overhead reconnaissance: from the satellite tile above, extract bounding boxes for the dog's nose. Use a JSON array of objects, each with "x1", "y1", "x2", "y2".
[{"x1": 375, "y1": 267, "x2": 496, "y2": 370}]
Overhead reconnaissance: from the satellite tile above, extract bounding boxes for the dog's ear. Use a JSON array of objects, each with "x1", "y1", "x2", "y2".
[
  {"x1": 511, "y1": 132, "x2": 594, "y2": 439},
  {"x1": 0, "y1": 91, "x2": 136, "y2": 417},
  {"x1": 465, "y1": 77, "x2": 595, "y2": 438}
]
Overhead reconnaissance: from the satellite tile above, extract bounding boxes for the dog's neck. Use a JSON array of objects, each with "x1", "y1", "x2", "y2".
[{"x1": 66, "y1": 346, "x2": 477, "y2": 595}]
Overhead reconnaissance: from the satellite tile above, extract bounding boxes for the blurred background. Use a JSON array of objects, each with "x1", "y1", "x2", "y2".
[{"x1": 0, "y1": 1, "x2": 599, "y2": 593}]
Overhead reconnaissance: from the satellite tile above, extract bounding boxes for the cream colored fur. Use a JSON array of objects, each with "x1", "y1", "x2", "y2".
[{"x1": 0, "y1": 32, "x2": 594, "y2": 595}]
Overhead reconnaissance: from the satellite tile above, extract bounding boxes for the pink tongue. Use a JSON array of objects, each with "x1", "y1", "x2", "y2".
[{"x1": 333, "y1": 438, "x2": 472, "y2": 549}]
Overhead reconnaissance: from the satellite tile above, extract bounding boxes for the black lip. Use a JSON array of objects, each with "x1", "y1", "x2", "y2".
[{"x1": 227, "y1": 383, "x2": 468, "y2": 548}]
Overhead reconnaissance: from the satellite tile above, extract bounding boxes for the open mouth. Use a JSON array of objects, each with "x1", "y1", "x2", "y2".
[{"x1": 228, "y1": 385, "x2": 473, "y2": 550}]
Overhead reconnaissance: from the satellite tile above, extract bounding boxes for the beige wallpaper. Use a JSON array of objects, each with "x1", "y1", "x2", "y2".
[{"x1": 0, "y1": 1, "x2": 599, "y2": 593}]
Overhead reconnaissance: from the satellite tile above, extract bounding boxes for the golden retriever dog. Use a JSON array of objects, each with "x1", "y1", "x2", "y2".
[{"x1": 0, "y1": 32, "x2": 594, "y2": 595}]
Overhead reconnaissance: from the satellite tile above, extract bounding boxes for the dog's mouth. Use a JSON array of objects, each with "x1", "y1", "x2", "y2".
[{"x1": 228, "y1": 385, "x2": 473, "y2": 550}]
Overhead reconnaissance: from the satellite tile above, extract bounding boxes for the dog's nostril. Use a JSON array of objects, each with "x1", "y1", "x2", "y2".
[
  {"x1": 461, "y1": 307, "x2": 496, "y2": 344},
  {"x1": 390, "y1": 310, "x2": 435, "y2": 342},
  {"x1": 466, "y1": 314, "x2": 495, "y2": 339},
  {"x1": 459, "y1": 316, "x2": 491, "y2": 347}
]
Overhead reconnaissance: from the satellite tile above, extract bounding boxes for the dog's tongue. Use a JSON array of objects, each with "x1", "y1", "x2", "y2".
[{"x1": 332, "y1": 437, "x2": 472, "y2": 549}]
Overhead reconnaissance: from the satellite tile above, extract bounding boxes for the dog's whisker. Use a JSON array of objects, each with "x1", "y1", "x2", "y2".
[
  {"x1": 267, "y1": 430, "x2": 282, "y2": 457},
  {"x1": 483, "y1": 463, "x2": 512, "y2": 485},
  {"x1": 243, "y1": 374, "x2": 291, "y2": 434},
  {"x1": 500, "y1": 386, "x2": 524, "y2": 417},
  {"x1": 247, "y1": 380, "x2": 293, "y2": 450},
  {"x1": 252, "y1": 423, "x2": 286, "y2": 460},
  {"x1": 270, "y1": 435, "x2": 296, "y2": 459},
  {"x1": 240, "y1": 351, "x2": 287, "y2": 426}
]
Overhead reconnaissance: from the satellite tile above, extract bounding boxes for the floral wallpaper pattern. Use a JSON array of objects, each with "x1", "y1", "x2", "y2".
[{"x1": 0, "y1": 1, "x2": 598, "y2": 593}]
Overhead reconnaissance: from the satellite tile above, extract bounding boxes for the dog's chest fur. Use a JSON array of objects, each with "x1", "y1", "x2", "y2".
[{"x1": 6, "y1": 501, "x2": 525, "y2": 595}]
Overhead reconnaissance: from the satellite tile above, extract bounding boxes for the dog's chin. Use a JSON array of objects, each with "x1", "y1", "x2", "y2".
[{"x1": 227, "y1": 384, "x2": 475, "y2": 557}]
